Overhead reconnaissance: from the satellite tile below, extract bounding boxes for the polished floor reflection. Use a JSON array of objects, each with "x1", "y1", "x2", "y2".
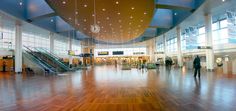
[{"x1": 0, "y1": 66, "x2": 236, "y2": 111}]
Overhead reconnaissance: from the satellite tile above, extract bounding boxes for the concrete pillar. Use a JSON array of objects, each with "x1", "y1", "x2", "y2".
[
  {"x1": 205, "y1": 14, "x2": 214, "y2": 71},
  {"x1": 68, "y1": 37, "x2": 73, "y2": 65},
  {"x1": 15, "y1": 21, "x2": 22, "y2": 73},
  {"x1": 163, "y1": 34, "x2": 167, "y2": 64},
  {"x1": 146, "y1": 39, "x2": 155, "y2": 63},
  {"x1": 177, "y1": 27, "x2": 183, "y2": 67},
  {"x1": 49, "y1": 32, "x2": 54, "y2": 53}
]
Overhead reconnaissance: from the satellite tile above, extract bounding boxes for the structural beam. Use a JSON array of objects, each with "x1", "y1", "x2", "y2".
[
  {"x1": 156, "y1": 4, "x2": 195, "y2": 12},
  {"x1": 27, "y1": 12, "x2": 56, "y2": 22}
]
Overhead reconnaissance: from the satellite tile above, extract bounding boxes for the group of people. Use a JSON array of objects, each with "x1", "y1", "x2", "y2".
[{"x1": 154, "y1": 55, "x2": 202, "y2": 78}]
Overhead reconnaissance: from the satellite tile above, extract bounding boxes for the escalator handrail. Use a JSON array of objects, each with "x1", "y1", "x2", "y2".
[
  {"x1": 23, "y1": 46, "x2": 58, "y2": 72},
  {"x1": 23, "y1": 51, "x2": 57, "y2": 73},
  {"x1": 34, "y1": 47, "x2": 70, "y2": 70}
]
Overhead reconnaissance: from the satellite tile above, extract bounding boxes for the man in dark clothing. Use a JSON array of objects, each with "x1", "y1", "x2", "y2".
[{"x1": 193, "y1": 55, "x2": 201, "y2": 78}]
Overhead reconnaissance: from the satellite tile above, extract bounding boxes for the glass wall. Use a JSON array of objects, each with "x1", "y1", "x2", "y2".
[
  {"x1": 0, "y1": 17, "x2": 15, "y2": 49},
  {"x1": 155, "y1": 17, "x2": 234, "y2": 54},
  {"x1": 212, "y1": 19, "x2": 229, "y2": 45},
  {"x1": 166, "y1": 37, "x2": 177, "y2": 53}
]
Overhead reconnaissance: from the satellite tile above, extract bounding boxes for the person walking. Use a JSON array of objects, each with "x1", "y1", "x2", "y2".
[
  {"x1": 193, "y1": 55, "x2": 201, "y2": 78},
  {"x1": 2, "y1": 61, "x2": 6, "y2": 72}
]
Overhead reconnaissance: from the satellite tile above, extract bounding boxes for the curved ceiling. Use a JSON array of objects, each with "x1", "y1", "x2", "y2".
[
  {"x1": 46, "y1": 0, "x2": 155, "y2": 43},
  {"x1": 0, "y1": 0, "x2": 206, "y2": 44}
]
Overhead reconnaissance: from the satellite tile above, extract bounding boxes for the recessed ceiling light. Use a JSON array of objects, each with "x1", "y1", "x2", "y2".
[
  {"x1": 62, "y1": 1, "x2": 66, "y2": 4},
  {"x1": 129, "y1": 23, "x2": 132, "y2": 25},
  {"x1": 140, "y1": 20, "x2": 143, "y2": 22},
  {"x1": 84, "y1": 4, "x2": 87, "y2": 7},
  {"x1": 118, "y1": 20, "x2": 122, "y2": 23},
  {"x1": 174, "y1": 13, "x2": 177, "y2": 15},
  {"x1": 83, "y1": 19, "x2": 87, "y2": 22},
  {"x1": 222, "y1": 0, "x2": 225, "y2": 2},
  {"x1": 92, "y1": 14, "x2": 95, "y2": 16},
  {"x1": 144, "y1": 12, "x2": 147, "y2": 15},
  {"x1": 109, "y1": 24, "x2": 112, "y2": 26},
  {"x1": 106, "y1": 17, "x2": 110, "y2": 20},
  {"x1": 75, "y1": 11, "x2": 78, "y2": 15},
  {"x1": 69, "y1": 17, "x2": 72, "y2": 20},
  {"x1": 130, "y1": 16, "x2": 133, "y2": 19},
  {"x1": 50, "y1": 19, "x2": 54, "y2": 22},
  {"x1": 131, "y1": 7, "x2": 135, "y2": 10},
  {"x1": 77, "y1": 24, "x2": 80, "y2": 26},
  {"x1": 116, "y1": 1, "x2": 119, "y2": 4},
  {"x1": 102, "y1": 8, "x2": 106, "y2": 11},
  {"x1": 117, "y1": 12, "x2": 121, "y2": 15},
  {"x1": 19, "y1": 2, "x2": 23, "y2": 5}
]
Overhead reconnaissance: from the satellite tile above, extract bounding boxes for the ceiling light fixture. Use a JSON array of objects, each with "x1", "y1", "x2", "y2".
[
  {"x1": 19, "y1": 2, "x2": 23, "y2": 5},
  {"x1": 62, "y1": 1, "x2": 66, "y2": 4}
]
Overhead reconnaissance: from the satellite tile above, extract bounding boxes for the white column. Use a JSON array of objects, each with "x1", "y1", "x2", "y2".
[
  {"x1": 15, "y1": 21, "x2": 22, "y2": 73},
  {"x1": 68, "y1": 37, "x2": 73, "y2": 65},
  {"x1": 163, "y1": 34, "x2": 167, "y2": 64},
  {"x1": 49, "y1": 32, "x2": 54, "y2": 53},
  {"x1": 177, "y1": 27, "x2": 183, "y2": 67},
  {"x1": 147, "y1": 39, "x2": 155, "y2": 63},
  {"x1": 205, "y1": 13, "x2": 214, "y2": 71}
]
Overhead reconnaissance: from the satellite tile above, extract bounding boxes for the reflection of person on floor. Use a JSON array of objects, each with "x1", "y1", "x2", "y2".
[
  {"x1": 2, "y1": 61, "x2": 6, "y2": 72},
  {"x1": 165, "y1": 57, "x2": 172, "y2": 69},
  {"x1": 115, "y1": 60, "x2": 117, "y2": 68},
  {"x1": 144, "y1": 62, "x2": 148, "y2": 72},
  {"x1": 193, "y1": 55, "x2": 201, "y2": 78},
  {"x1": 156, "y1": 59, "x2": 160, "y2": 70}
]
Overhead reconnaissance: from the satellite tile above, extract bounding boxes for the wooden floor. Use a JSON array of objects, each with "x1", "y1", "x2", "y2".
[{"x1": 0, "y1": 66, "x2": 236, "y2": 111}]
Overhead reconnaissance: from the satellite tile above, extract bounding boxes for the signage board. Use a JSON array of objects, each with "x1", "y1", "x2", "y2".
[
  {"x1": 112, "y1": 51, "x2": 124, "y2": 55},
  {"x1": 133, "y1": 52, "x2": 144, "y2": 55},
  {"x1": 154, "y1": 52, "x2": 164, "y2": 54},
  {"x1": 197, "y1": 46, "x2": 212, "y2": 49},
  {"x1": 98, "y1": 51, "x2": 109, "y2": 55},
  {"x1": 68, "y1": 50, "x2": 75, "y2": 55}
]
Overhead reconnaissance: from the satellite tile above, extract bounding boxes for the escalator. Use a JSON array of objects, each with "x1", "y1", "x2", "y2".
[
  {"x1": 33, "y1": 47, "x2": 71, "y2": 71},
  {"x1": 35, "y1": 47, "x2": 68, "y2": 66},
  {"x1": 24, "y1": 46, "x2": 70, "y2": 72},
  {"x1": 23, "y1": 51, "x2": 57, "y2": 74}
]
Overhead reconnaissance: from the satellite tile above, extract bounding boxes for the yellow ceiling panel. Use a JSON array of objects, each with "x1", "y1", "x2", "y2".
[{"x1": 46, "y1": 0, "x2": 155, "y2": 43}]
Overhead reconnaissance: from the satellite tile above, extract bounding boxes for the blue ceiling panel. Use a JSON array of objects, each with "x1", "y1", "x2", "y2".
[
  {"x1": 150, "y1": 9, "x2": 173, "y2": 28},
  {"x1": 173, "y1": 10, "x2": 192, "y2": 26},
  {"x1": 142, "y1": 28, "x2": 157, "y2": 37},
  {"x1": 26, "y1": 0, "x2": 54, "y2": 19},
  {"x1": 157, "y1": 0, "x2": 195, "y2": 8},
  {"x1": 31, "y1": 16, "x2": 56, "y2": 32},
  {"x1": 0, "y1": 0, "x2": 26, "y2": 19},
  {"x1": 55, "y1": 16, "x2": 74, "y2": 32},
  {"x1": 76, "y1": 31, "x2": 90, "y2": 39}
]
